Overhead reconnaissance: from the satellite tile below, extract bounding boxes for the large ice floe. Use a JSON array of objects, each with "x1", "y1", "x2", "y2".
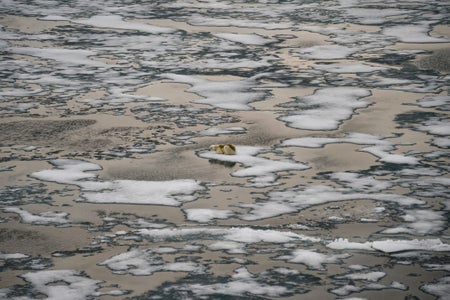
[{"x1": 31, "y1": 159, "x2": 204, "y2": 206}]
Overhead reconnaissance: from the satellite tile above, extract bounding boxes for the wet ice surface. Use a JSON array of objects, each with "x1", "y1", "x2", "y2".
[{"x1": 0, "y1": 0, "x2": 449, "y2": 299}]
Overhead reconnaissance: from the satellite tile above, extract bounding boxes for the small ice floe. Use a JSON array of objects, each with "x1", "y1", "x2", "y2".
[
  {"x1": 0, "y1": 269, "x2": 127, "y2": 299},
  {"x1": 213, "y1": 32, "x2": 277, "y2": 45},
  {"x1": 100, "y1": 247, "x2": 206, "y2": 276},
  {"x1": 416, "y1": 95, "x2": 450, "y2": 110},
  {"x1": 162, "y1": 73, "x2": 268, "y2": 110},
  {"x1": 313, "y1": 62, "x2": 386, "y2": 74},
  {"x1": 31, "y1": 159, "x2": 204, "y2": 206},
  {"x1": 276, "y1": 249, "x2": 351, "y2": 270},
  {"x1": 200, "y1": 145, "x2": 309, "y2": 186},
  {"x1": 184, "y1": 208, "x2": 234, "y2": 223},
  {"x1": 240, "y1": 184, "x2": 423, "y2": 221},
  {"x1": 137, "y1": 227, "x2": 320, "y2": 244},
  {"x1": 383, "y1": 23, "x2": 450, "y2": 43},
  {"x1": 3, "y1": 207, "x2": 71, "y2": 226},
  {"x1": 421, "y1": 276, "x2": 450, "y2": 300},
  {"x1": 278, "y1": 87, "x2": 372, "y2": 131},
  {"x1": 281, "y1": 132, "x2": 420, "y2": 165},
  {"x1": 327, "y1": 238, "x2": 450, "y2": 253},
  {"x1": 199, "y1": 126, "x2": 246, "y2": 136},
  {"x1": 382, "y1": 209, "x2": 446, "y2": 235}
]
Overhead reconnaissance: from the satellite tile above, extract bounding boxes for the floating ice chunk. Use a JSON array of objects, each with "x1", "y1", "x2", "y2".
[
  {"x1": 327, "y1": 172, "x2": 392, "y2": 192},
  {"x1": 213, "y1": 33, "x2": 277, "y2": 45},
  {"x1": 69, "y1": 15, "x2": 175, "y2": 34},
  {"x1": 340, "y1": 271, "x2": 386, "y2": 282},
  {"x1": 199, "y1": 145, "x2": 309, "y2": 186},
  {"x1": 383, "y1": 24, "x2": 450, "y2": 43},
  {"x1": 100, "y1": 248, "x2": 205, "y2": 276},
  {"x1": 313, "y1": 62, "x2": 386, "y2": 73},
  {"x1": 327, "y1": 238, "x2": 374, "y2": 251},
  {"x1": 372, "y1": 239, "x2": 450, "y2": 253},
  {"x1": 296, "y1": 44, "x2": 359, "y2": 60},
  {"x1": 281, "y1": 132, "x2": 419, "y2": 165},
  {"x1": 417, "y1": 119, "x2": 450, "y2": 136},
  {"x1": 432, "y1": 137, "x2": 450, "y2": 148},
  {"x1": 199, "y1": 126, "x2": 246, "y2": 136},
  {"x1": 382, "y1": 209, "x2": 446, "y2": 235},
  {"x1": 417, "y1": 95, "x2": 450, "y2": 110},
  {"x1": 3, "y1": 207, "x2": 71, "y2": 226},
  {"x1": 330, "y1": 284, "x2": 362, "y2": 296},
  {"x1": 185, "y1": 14, "x2": 292, "y2": 29},
  {"x1": 32, "y1": 159, "x2": 204, "y2": 206},
  {"x1": 185, "y1": 208, "x2": 234, "y2": 223},
  {"x1": 208, "y1": 241, "x2": 246, "y2": 254},
  {"x1": 0, "y1": 253, "x2": 29, "y2": 260},
  {"x1": 16, "y1": 270, "x2": 103, "y2": 300},
  {"x1": 9, "y1": 46, "x2": 108, "y2": 67},
  {"x1": 279, "y1": 88, "x2": 372, "y2": 131},
  {"x1": 344, "y1": 8, "x2": 415, "y2": 25},
  {"x1": 162, "y1": 73, "x2": 267, "y2": 110},
  {"x1": 189, "y1": 267, "x2": 289, "y2": 298},
  {"x1": 31, "y1": 159, "x2": 102, "y2": 185},
  {"x1": 242, "y1": 184, "x2": 423, "y2": 221},
  {"x1": 81, "y1": 179, "x2": 203, "y2": 205},
  {"x1": 137, "y1": 227, "x2": 319, "y2": 244},
  {"x1": 327, "y1": 238, "x2": 450, "y2": 253},
  {"x1": 276, "y1": 249, "x2": 350, "y2": 270},
  {"x1": 421, "y1": 276, "x2": 450, "y2": 300}
]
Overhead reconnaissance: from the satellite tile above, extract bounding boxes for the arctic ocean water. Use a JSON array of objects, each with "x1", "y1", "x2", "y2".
[{"x1": 0, "y1": 0, "x2": 449, "y2": 299}]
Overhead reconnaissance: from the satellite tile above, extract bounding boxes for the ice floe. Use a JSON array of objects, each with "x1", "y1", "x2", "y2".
[
  {"x1": 31, "y1": 159, "x2": 204, "y2": 206},
  {"x1": 281, "y1": 132, "x2": 420, "y2": 164},
  {"x1": 100, "y1": 247, "x2": 206, "y2": 276},
  {"x1": 383, "y1": 23, "x2": 450, "y2": 43},
  {"x1": 3, "y1": 207, "x2": 71, "y2": 226},
  {"x1": 382, "y1": 209, "x2": 446, "y2": 235},
  {"x1": 276, "y1": 249, "x2": 350, "y2": 270},
  {"x1": 198, "y1": 145, "x2": 309, "y2": 186},
  {"x1": 241, "y1": 184, "x2": 423, "y2": 221},
  {"x1": 0, "y1": 269, "x2": 126, "y2": 299},
  {"x1": 278, "y1": 88, "x2": 372, "y2": 131},
  {"x1": 213, "y1": 32, "x2": 277, "y2": 45},
  {"x1": 327, "y1": 238, "x2": 450, "y2": 253},
  {"x1": 184, "y1": 208, "x2": 234, "y2": 223},
  {"x1": 162, "y1": 73, "x2": 268, "y2": 110}
]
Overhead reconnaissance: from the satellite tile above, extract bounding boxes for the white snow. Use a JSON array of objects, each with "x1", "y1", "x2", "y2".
[
  {"x1": 383, "y1": 24, "x2": 449, "y2": 43},
  {"x1": 241, "y1": 184, "x2": 423, "y2": 221},
  {"x1": 162, "y1": 73, "x2": 267, "y2": 110},
  {"x1": 279, "y1": 88, "x2": 372, "y2": 131},
  {"x1": 31, "y1": 159, "x2": 204, "y2": 206},
  {"x1": 281, "y1": 132, "x2": 420, "y2": 164},
  {"x1": 70, "y1": 15, "x2": 176, "y2": 34},
  {"x1": 328, "y1": 238, "x2": 450, "y2": 253},
  {"x1": 3, "y1": 207, "x2": 71, "y2": 225},
  {"x1": 213, "y1": 33, "x2": 277, "y2": 45},
  {"x1": 199, "y1": 126, "x2": 246, "y2": 136},
  {"x1": 276, "y1": 249, "x2": 350, "y2": 270},
  {"x1": 184, "y1": 208, "x2": 234, "y2": 223},
  {"x1": 198, "y1": 145, "x2": 309, "y2": 186}
]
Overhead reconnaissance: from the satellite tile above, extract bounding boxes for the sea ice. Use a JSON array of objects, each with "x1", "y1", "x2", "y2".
[
  {"x1": 213, "y1": 33, "x2": 277, "y2": 45},
  {"x1": 162, "y1": 73, "x2": 268, "y2": 110},
  {"x1": 383, "y1": 24, "x2": 450, "y2": 43},
  {"x1": 3, "y1": 207, "x2": 71, "y2": 226},
  {"x1": 100, "y1": 248, "x2": 206, "y2": 276},
  {"x1": 198, "y1": 145, "x2": 309, "y2": 186},
  {"x1": 184, "y1": 208, "x2": 234, "y2": 223},
  {"x1": 276, "y1": 249, "x2": 351, "y2": 270},
  {"x1": 278, "y1": 87, "x2": 372, "y2": 131},
  {"x1": 31, "y1": 159, "x2": 204, "y2": 206},
  {"x1": 241, "y1": 184, "x2": 423, "y2": 221},
  {"x1": 328, "y1": 238, "x2": 450, "y2": 253},
  {"x1": 382, "y1": 209, "x2": 446, "y2": 235}
]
